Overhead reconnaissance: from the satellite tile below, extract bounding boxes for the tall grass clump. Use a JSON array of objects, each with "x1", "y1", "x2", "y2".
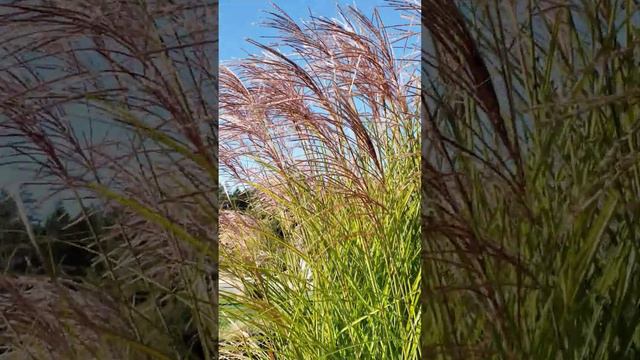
[
  {"x1": 0, "y1": 1, "x2": 217, "y2": 359},
  {"x1": 422, "y1": 0, "x2": 640, "y2": 358},
  {"x1": 219, "y1": 2, "x2": 420, "y2": 358}
]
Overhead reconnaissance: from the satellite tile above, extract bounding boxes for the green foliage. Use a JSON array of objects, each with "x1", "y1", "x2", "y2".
[
  {"x1": 0, "y1": 190, "x2": 35, "y2": 273},
  {"x1": 0, "y1": 191, "x2": 104, "y2": 276},
  {"x1": 220, "y1": 188, "x2": 254, "y2": 211}
]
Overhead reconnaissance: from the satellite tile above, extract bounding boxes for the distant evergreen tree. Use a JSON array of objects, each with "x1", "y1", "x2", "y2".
[
  {"x1": 44, "y1": 202, "x2": 97, "y2": 276},
  {"x1": 0, "y1": 189, "x2": 41, "y2": 273},
  {"x1": 0, "y1": 192, "x2": 106, "y2": 276},
  {"x1": 0, "y1": 189, "x2": 18, "y2": 230},
  {"x1": 44, "y1": 200, "x2": 71, "y2": 237},
  {"x1": 18, "y1": 188, "x2": 39, "y2": 225},
  {"x1": 220, "y1": 188, "x2": 253, "y2": 211}
]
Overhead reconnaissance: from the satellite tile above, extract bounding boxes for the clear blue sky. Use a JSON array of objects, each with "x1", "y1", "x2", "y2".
[{"x1": 221, "y1": 0, "x2": 407, "y2": 62}]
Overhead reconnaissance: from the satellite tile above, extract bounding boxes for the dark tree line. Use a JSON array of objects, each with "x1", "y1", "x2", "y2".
[
  {"x1": 1, "y1": 186, "x2": 258, "y2": 276},
  {"x1": 219, "y1": 187, "x2": 252, "y2": 211},
  {"x1": 0, "y1": 189, "x2": 106, "y2": 277},
  {"x1": 2, "y1": 187, "x2": 283, "y2": 278}
]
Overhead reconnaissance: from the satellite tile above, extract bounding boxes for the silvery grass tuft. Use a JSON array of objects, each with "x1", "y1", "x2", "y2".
[
  {"x1": 219, "y1": 1, "x2": 420, "y2": 358},
  {"x1": 0, "y1": 0, "x2": 217, "y2": 358},
  {"x1": 422, "y1": 0, "x2": 640, "y2": 358}
]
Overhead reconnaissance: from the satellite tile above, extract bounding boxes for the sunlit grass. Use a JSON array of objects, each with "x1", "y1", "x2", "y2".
[{"x1": 219, "y1": 2, "x2": 421, "y2": 358}]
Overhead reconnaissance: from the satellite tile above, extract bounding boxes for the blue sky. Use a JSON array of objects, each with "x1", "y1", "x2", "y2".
[{"x1": 220, "y1": 0, "x2": 409, "y2": 62}]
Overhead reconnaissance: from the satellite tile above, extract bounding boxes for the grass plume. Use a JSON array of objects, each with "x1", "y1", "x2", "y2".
[{"x1": 219, "y1": 2, "x2": 421, "y2": 358}]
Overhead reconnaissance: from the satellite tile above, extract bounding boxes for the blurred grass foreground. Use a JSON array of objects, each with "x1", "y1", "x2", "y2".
[
  {"x1": 0, "y1": 0, "x2": 421, "y2": 359},
  {"x1": 422, "y1": 0, "x2": 640, "y2": 358}
]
